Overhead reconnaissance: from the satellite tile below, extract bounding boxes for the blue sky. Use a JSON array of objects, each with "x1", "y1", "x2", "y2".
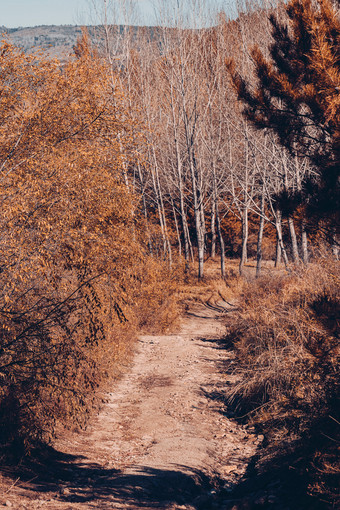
[{"x1": 0, "y1": 0, "x2": 231, "y2": 28}]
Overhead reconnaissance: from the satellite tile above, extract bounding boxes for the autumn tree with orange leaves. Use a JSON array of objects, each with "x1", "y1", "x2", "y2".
[{"x1": 0, "y1": 34, "x2": 178, "y2": 452}]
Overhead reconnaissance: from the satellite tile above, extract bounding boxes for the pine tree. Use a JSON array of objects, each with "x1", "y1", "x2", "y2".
[{"x1": 227, "y1": 0, "x2": 340, "y2": 236}]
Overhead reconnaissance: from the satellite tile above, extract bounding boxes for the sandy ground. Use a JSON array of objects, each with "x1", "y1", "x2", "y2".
[{"x1": 1, "y1": 302, "x2": 259, "y2": 510}]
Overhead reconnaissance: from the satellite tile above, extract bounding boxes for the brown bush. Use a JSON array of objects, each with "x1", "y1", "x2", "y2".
[
  {"x1": 0, "y1": 39, "x2": 180, "y2": 456},
  {"x1": 225, "y1": 259, "x2": 339, "y2": 505}
]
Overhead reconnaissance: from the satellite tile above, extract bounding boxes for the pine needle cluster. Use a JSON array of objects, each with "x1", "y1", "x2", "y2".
[{"x1": 227, "y1": 0, "x2": 340, "y2": 233}]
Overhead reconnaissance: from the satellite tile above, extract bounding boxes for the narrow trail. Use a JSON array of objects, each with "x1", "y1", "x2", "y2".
[{"x1": 3, "y1": 303, "x2": 259, "y2": 510}]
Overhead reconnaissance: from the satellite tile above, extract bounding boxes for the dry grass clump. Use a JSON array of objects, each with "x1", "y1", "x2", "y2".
[
  {"x1": 177, "y1": 257, "x2": 244, "y2": 306},
  {"x1": 131, "y1": 256, "x2": 182, "y2": 334},
  {"x1": 225, "y1": 258, "x2": 339, "y2": 505}
]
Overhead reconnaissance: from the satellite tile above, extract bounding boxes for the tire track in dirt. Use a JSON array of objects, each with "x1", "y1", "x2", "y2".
[{"x1": 2, "y1": 303, "x2": 259, "y2": 509}]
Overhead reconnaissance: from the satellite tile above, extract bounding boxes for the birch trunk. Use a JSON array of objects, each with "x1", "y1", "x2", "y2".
[
  {"x1": 239, "y1": 207, "x2": 249, "y2": 276},
  {"x1": 301, "y1": 219, "x2": 309, "y2": 265},
  {"x1": 256, "y1": 188, "x2": 265, "y2": 277},
  {"x1": 179, "y1": 184, "x2": 190, "y2": 263},
  {"x1": 196, "y1": 207, "x2": 205, "y2": 279},
  {"x1": 275, "y1": 238, "x2": 282, "y2": 267},
  {"x1": 137, "y1": 163, "x2": 153, "y2": 255},
  {"x1": 211, "y1": 200, "x2": 216, "y2": 258},
  {"x1": 215, "y1": 198, "x2": 225, "y2": 277},
  {"x1": 189, "y1": 148, "x2": 205, "y2": 278},
  {"x1": 151, "y1": 147, "x2": 172, "y2": 266},
  {"x1": 170, "y1": 85, "x2": 190, "y2": 264},
  {"x1": 288, "y1": 215, "x2": 299, "y2": 263},
  {"x1": 212, "y1": 163, "x2": 225, "y2": 277},
  {"x1": 275, "y1": 209, "x2": 290, "y2": 270},
  {"x1": 184, "y1": 219, "x2": 195, "y2": 264},
  {"x1": 171, "y1": 199, "x2": 182, "y2": 257},
  {"x1": 275, "y1": 209, "x2": 282, "y2": 267}
]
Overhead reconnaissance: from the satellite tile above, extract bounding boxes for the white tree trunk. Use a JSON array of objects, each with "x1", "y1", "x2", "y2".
[
  {"x1": 301, "y1": 219, "x2": 309, "y2": 265},
  {"x1": 275, "y1": 209, "x2": 290, "y2": 270},
  {"x1": 215, "y1": 199, "x2": 225, "y2": 277},
  {"x1": 239, "y1": 207, "x2": 249, "y2": 276},
  {"x1": 211, "y1": 200, "x2": 216, "y2": 258},
  {"x1": 288, "y1": 215, "x2": 299, "y2": 263},
  {"x1": 256, "y1": 187, "x2": 265, "y2": 277}
]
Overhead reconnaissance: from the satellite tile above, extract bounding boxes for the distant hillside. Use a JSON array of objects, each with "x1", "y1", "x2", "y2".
[
  {"x1": 1, "y1": 25, "x2": 187, "y2": 61},
  {"x1": 1, "y1": 25, "x2": 90, "y2": 59},
  {"x1": 0, "y1": 24, "x2": 148, "y2": 60}
]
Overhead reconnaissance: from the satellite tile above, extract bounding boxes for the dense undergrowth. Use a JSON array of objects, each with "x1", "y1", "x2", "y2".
[
  {"x1": 0, "y1": 39, "x2": 180, "y2": 457},
  {"x1": 225, "y1": 258, "x2": 339, "y2": 507}
]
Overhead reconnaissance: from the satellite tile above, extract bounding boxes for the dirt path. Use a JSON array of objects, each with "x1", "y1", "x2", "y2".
[{"x1": 2, "y1": 303, "x2": 259, "y2": 509}]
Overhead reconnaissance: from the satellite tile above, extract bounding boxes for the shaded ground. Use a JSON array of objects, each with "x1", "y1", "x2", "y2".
[{"x1": 0, "y1": 301, "x2": 262, "y2": 509}]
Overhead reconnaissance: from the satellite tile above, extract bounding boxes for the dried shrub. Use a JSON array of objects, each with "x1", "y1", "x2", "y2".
[
  {"x1": 131, "y1": 256, "x2": 181, "y2": 333},
  {"x1": 225, "y1": 259, "x2": 339, "y2": 505},
  {"x1": 0, "y1": 39, "x2": 180, "y2": 455},
  {"x1": 175, "y1": 258, "x2": 243, "y2": 307}
]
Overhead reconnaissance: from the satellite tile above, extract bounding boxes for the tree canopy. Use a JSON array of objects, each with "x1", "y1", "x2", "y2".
[
  {"x1": 227, "y1": 0, "x2": 340, "y2": 234},
  {"x1": 0, "y1": 33, "x2": 178, "y2": 450}
]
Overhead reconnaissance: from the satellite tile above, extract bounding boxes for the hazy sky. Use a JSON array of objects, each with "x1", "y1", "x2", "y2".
[
  {"x1": 0, "y1": 0, "x2": 153, "y2": 28},
  {"x1": 0, "y1": 0, "x2": 230, "y2": 28}
]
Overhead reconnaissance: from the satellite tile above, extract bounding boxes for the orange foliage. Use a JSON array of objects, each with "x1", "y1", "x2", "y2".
[{"x1": 0, "y1": 34, "x2": 178, "y2": 452}]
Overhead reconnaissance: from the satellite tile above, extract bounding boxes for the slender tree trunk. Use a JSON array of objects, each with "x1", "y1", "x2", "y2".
[
  {"x1": 256, "y1": 215, "x2": 265, "y2": 277},
  {"x1": 184, "y1": 218, "x2": 194, "y2": 264},
  {"x1": 295, "y1": 155, "x2": 308, "y2": 265},
  {"x1": 137, "y1": 163, "x2": 153, "y2": 255},
  {"x1": 196, "y1": 212, "x2": 205, "y2": 279},
  {"x1": 215, "y1": 199, "x2": 225, "y2": 277},
  {"x1": 239, "y1": 207, "x2": 249, "y2": 276},
  {"x1": 212, "y1": 165, "x2": 225, "y2": 276},
  {"x1": 275, "y1": 208, "x2": 290, "y2": 270},
  {"x1": 200, "y1": 202, "x2": 206, "y2": 252},
  {"x1": 288, "y1": 215, "x2": 299, "y2": 263},
  {"x1": 189, "y1": 154, "x2": 205, "y2": 278},
  {"x1": 301, "y1": 219, "x2": 309, "y2": 265},
  {"x1": 275, "y1": 209, "x2": 282, "y2": 267},
  {"x1": 179, "y1": 185, "x2": 190, "y2": 264},
  {"x1": 171, "y1": 93, "x2": 190, "y2": 265},
  {"x1": 171, "y1": 199, "x2": 182, "y2": 257},
  {"x1": 211, "y1": 199, "x2": 216, "y2": 258},
  {"x1": 160, "y1": 199, "x2": 172, "y2": 268},
  {"x1": 256, "y1": 188, "x2": 265, "y2": 277},
  {"x1": 151, "y1": 148, "x2": 172, "y2": 266},
  {"x1": 275, "y1": 238, "x2": 282, "y2": 267}
]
